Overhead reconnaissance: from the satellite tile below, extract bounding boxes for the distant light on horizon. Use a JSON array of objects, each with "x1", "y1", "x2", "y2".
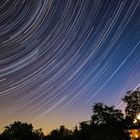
[{"x1": 136, "y1": 113, "x2": 140, "y2": 120}]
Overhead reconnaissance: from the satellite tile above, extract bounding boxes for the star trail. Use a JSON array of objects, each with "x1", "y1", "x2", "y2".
[{"x1": 0, "y1": 0, "x2": 140, "y2": 133}]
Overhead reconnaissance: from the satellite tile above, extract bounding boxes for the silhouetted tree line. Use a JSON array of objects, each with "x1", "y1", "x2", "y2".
[{"x1": 0, "y1": 88, "x2": 140, "y2": 140}]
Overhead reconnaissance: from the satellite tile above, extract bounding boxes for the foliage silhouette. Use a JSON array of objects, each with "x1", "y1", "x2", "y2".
[
  {"x1": 44, "y1": 125, "x2": 73, "y2": 140},
  {"x1": 44, "y1": 102, "x2": 130, "y2": 140},
  {"x1": 1, "y1": 88, "x2": 140, "y2": 140},
  {"x1": 122, "y1": 89, "x2": 140, "y2": 123},
  {"x1": 73, "y1": 103, "x2": 129, "y2": 140},
  {"x1": 90, "y1": 103, "x2": 129, "y2": 140},
  {"x1": 0, "y1": 121, "x2": 43, "y2": 140}
]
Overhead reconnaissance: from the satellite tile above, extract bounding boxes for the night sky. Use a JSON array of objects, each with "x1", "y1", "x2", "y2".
[{"x1": 0, "y1": 0, "x2": 140, "y2": 134}]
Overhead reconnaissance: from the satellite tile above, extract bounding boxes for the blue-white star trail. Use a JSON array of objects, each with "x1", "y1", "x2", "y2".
[{"x1": 0, "y1": 0, "x2": 140, "y2": 133}]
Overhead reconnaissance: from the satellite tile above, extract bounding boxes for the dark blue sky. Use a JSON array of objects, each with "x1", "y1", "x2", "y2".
[{"x1": 0, "y1": 0, "x2": 140, "y2": 133}]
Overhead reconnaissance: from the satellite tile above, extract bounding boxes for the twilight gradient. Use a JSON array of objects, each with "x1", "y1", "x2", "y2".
[{"x1": 0, "y1": 0, "x2": 140, "y2": 133}]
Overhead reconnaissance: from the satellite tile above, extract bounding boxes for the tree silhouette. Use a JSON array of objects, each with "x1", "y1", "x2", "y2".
[
  {"x1": 91, "y1": 102, "x2": 124, "y2": 125},
  {"x1": 2, "y1": 88, "x2": 140, "y2": 140},
  {"x1": 122, "y1": 89, "x2": 140, "y2": 122},
  {"x1": 73, "y1": 126, "x2": 79, "y2": 140},
  {"x1": 78, "y1": 121, "x2": 91, "y2": 140},
  {"x1": 90, "y1": 103, "x2": 129, "y2": 140},
  {"x1": 34, "y1": 128, "x2": 44, "y2": 139},
  {"x1": 43, "y1": 125, "x2": 73, "y2": 140},
  {"x1": 58, "y1": 125, "x2": 72, "y2": 136},
  {"x1": 0, "y1": 121, "x2": 43, "y2": 140},
  {"x1": 72, "y1": 103, "x2": 130, "y2": 140}
]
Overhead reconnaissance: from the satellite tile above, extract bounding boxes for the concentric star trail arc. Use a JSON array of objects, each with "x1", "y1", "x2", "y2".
[{"x1": 0, "y1": 0, "x2": 140, "y2": 132}]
